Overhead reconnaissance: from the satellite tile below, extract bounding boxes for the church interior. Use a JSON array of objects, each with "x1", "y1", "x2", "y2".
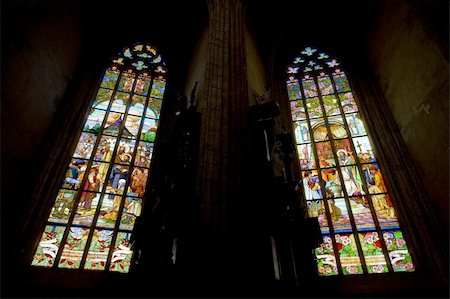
[{"x1": 1, "y1": 0, "x2": 449, "y2": 297}]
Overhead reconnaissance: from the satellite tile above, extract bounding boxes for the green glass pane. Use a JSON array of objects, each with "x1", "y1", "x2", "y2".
[
  {"x1": 150, "y1": 79, "x2": 166, "y2": 99},
  {"x1": 318, "y1": 74, "x2": 334, "y2": 95},
  {"x1": 31, "y1": 225, "x2": 66, "y2": 268},
  {"x1": 109, "y1": 232, "x2": 133, "y2": 273},
  {"x1": 287, "y1": 79, "x2": 302, "y2": 100},
  {"x1": 314, "y1": 235, "x2": 339, "y2": 276},
  {"x1": 383, "y1": 230, "x2": 415, "y2": 272},
  {"x1": 305, "y1": 97, "x2": 323, "y2": 118},
  {"x1": 92, "y1": 89, "x2": 113, "y2": 110},
  {"x1": 127, "y1": 167, "x2": 149, "y2": 198},
  {"x1": 146, "y1": 98, "x2": 162, "y2": 119},
  {"x1": 359, "y1": 232, "x2": 389, "y2": 273},
  {"x1": 322, "y1": 95, "x2": 340, "y2": 116},
  {"x1": 140, "y1": 118, "x2": 158, "y2": 142},
  {"x1": 58, "y1": 226, "x2": 91, "y2": 269},
  {"x1": 335, "y1": 233, "x2": 363, "y2": 275},
  {"x1": 84, "y1": 229, "x2": 113, "y2": 270},
  {"x1": 290, "y1": 100, "x2": 306, "y2": 121},
  {"x1": 100, "y1": 69, "x2": 119, "y2": 89}
]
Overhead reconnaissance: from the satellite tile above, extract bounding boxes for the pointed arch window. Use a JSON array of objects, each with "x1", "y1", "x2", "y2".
[
  {"x1": 287, "y1": 47, "x2": 415, "y2": 276},
  {"x1": 31, "y1": 43, "x2": 167, "y2": 273}
]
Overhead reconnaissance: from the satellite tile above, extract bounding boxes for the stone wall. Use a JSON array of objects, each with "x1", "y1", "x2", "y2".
[{"x1": 367, "y1": 0, "x2": 449, "y2": 228}]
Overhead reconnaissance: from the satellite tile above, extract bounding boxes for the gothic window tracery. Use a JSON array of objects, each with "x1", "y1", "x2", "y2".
[
  {"x1": 287, "y1": 47, "x2": 415, "y2": 276},
  {"x1": 31, "y1": 43, "x2": 167, "y2": 273}
]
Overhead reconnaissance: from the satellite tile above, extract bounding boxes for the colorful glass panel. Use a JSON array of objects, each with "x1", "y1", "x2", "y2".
[
  {"x1": 293, "y1": 121, "x2": 311, "y2": 143},
  {"x1": 359, "y1": 232, "x2": 389, "y2": 273},
  {"x1": 31, "y1": 225, "x2": 66, "y2": 267},
  {"x1": 315, "y1": 141, "x2": 335, "y2": 167},
  {"x1": 339, "y1": 92, "x2": 358, "y2": 114},
  {"x1": 134, "y1": 75, "x2": 151, "y2": 96},
  {"x1": 345, "y1": 113, "x2": 366, "y2": 136},
  {"x1": 58, "y1": 226, "x2": 90, "y2": 269},
  {"x1": 84, "y1": 109, "x2": 107, "y2": 135},
  {"x1": 129, "y1": 95, "x2": 146, "y2": 117},
  {"x1": 322, "y1": 95, "x2": 340, "y2": 116},
  {"x1": 73, "y1": 133, "x2": 97, "y2": 160},
  {"x1": 84, "y1": 229, "x2": 114, "y2": 270},
  {"x1": 287, "y1": 79, "x2": 302, "y2": 100},
  {"x1": 140, "y1": 118, "x2": 158, "y2": 142},
  {"x1": 383, "y1": 231, "x2": 415, "y2": 272},
  {"x1": 317, "y1": 74, "x2": 334, "y2": 95},
  {"x1": 100, "y1": 69, "x2": 120, "y2": 89},
  {"x1": 302, "y1": 78, "x2": 318, "y2": 98},
  {"x1": 109, "y1": 232, "x2": 133, "y2": 273},
  {"x1": 315, "y1": 235, "x2": 338, "y2": 276},
  {"x1": 297, "y1": 143, "x2": 316, "y2": 170},
  {"x1": 119, "y1": 197, "x2": 142, "y2": 231},
  {"x1": 326, "y1": 198, "x2": 350, "y2": 232},
  {"x1": 321, "y1": 168, "x2": 343, "y2": 198},
  {"x1": 333, "y1": 71, "x2": 351, "y2": 92},
  {"x1": 117, "y1": 72, "x2": 135, "y2": 92},
  {"x1": 290, "y1": 100, "x2": 306, "y2": 121},
  {"x1": 305, "y1": 97, "x2": 323, "y2": 118},
  {"x1": 301, "y1": 170, "x2": 322, "y2": 201},
  {"x1": 32, "y1": 43, "x2": 167, "y2": 273},
  {"x1": 93, "y1": 89, "x2": 113, "y2": 109},
  {"x1": 146, "y1": 98, "x2": 162, "y2": 119},
  {"x1": 150, "y1": 79, "x2": 166, "y2": 99},
  {"x1": 335, "y1": 233, "x2": 363, "y2": 275}
]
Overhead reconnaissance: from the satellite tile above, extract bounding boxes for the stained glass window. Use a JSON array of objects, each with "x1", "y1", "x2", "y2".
[
  {"x1": 287, "y1": 47, "x2": 414, "y2": 276},
  {"x1": 31, "y1": 43, "x2": 167, "y2": 273}
]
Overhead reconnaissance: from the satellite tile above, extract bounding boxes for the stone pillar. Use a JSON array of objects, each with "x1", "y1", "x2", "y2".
[{"x1": 196, "y1": 0, "x2": 249, "y2": 233}]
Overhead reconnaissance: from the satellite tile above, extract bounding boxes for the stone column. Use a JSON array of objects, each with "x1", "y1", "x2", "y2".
[{"x1": 196, "y1": 0, "x2": 249, "y2": 233}]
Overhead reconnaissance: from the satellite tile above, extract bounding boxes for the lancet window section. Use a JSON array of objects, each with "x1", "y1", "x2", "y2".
[
  {"x1": 31, "y1": 43, "x2": 167, "y2": 273},
  {"x1": 287, "y1": 47, "x2": 414, "y2": 276}
]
